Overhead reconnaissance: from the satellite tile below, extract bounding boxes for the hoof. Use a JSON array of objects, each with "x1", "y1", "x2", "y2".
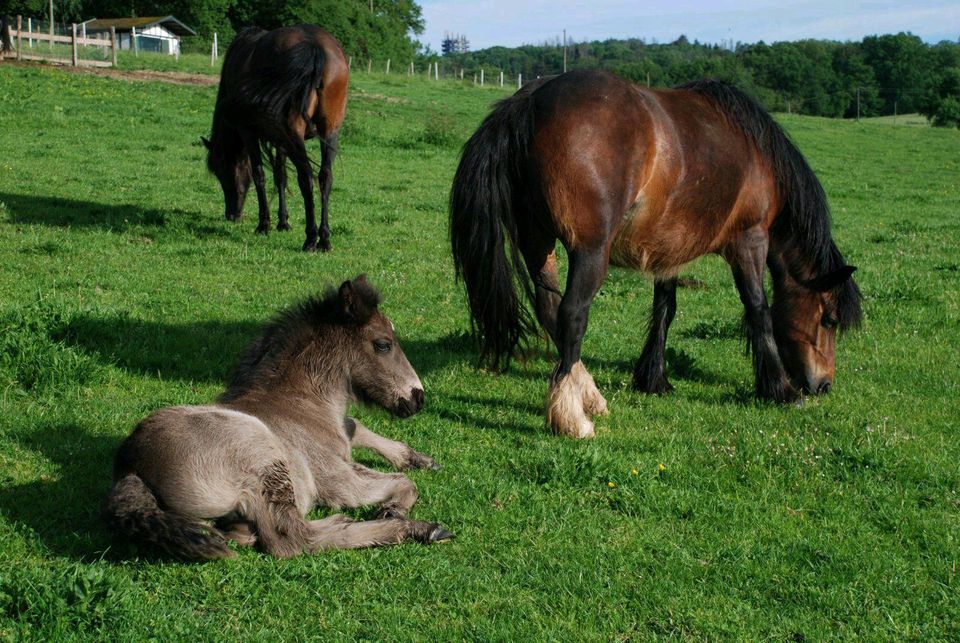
[
  {"x1": 318, "y1": 239, "x2": 332, "y2": 253},
  {"x1": 276, "y1": 221, "x2": 291, "y2": 231},
  {"x1": 427, "y1": 525, "x2": 454, "y2": 544},
  {"x1": 546, "y1": 365, "x2": 598, "y2": 439},
  {"x1": 634, "y1": 373, "x2": 674, "y2": 395},
  {"x1": 405, "y1": 450, "x2": 440, "y2": 471},
  {"x1": 255, "y1": 225, "x2": 270, "y2": 235},
  {"x1": 302, "y1": 240, "x2": 318, "y2": 252},
  {"x1": 225, "y1": 213, "x2": 242, "y2": 222}
]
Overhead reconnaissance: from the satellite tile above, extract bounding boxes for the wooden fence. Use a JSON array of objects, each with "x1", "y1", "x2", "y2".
[{"x1": 4, "y1": 16, "x2": 116, "y2": 68}]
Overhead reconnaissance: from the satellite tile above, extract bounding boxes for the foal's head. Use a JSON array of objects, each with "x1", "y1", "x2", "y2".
[
  {"x1": 772, "y1": 264, "x2": 861, "y2": 395},
  {"x1": 223, "y1": 276, "x2": 425, "y2": 417},
  {"x1": 201, "y1": 134, "x2": 250, "y2": 221},
  {"x1": 335, "y1": 276, "x2": 425, "y2": 417}
]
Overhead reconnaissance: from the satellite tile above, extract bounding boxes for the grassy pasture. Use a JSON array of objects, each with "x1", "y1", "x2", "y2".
[{"x1": 0, "y1": 64, "x2": 958, "y2": 639}]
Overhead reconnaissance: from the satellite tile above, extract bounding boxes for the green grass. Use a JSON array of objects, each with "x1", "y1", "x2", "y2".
[{"x1": 0, "y1": 63, "x2": 958, "y2": 640}]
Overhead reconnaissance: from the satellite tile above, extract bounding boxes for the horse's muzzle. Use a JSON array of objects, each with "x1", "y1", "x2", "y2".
[{"x1": 396, "y1": 388, "x2": 425, "y2": 418}]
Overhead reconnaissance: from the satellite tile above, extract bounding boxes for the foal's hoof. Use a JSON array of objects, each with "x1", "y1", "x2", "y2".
[
  {"x1": 427, "y1": 525, "x2": 455, "y2": 544},
  {"x1": 406, "y1": 450, "x2": 440, "y2": 471}
]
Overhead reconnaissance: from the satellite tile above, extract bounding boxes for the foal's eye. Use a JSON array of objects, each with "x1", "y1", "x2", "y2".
[
  {"x1": 821, "y1": 313, "x2": 838, "y2": 329},
  {"x1": 373, "y1": 339, "x2": 392, "y2": 354}
]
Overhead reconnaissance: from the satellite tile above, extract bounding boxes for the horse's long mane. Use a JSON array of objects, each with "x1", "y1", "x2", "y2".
[
  {"x1": 679, "y1": 80, "x2": 862, "y2": 329},
  {"x1": 220, "y1": 282, "x2": 380, "y2": 401}
]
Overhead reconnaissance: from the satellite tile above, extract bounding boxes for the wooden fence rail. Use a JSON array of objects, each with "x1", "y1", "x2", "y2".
[{"x1": 4, "y1": 16, "x2": 115, "y2": 68}]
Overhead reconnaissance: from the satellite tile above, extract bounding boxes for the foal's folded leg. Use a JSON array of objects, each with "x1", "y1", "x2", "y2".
[
  {"x1": 316, "y1": 459, "x2": 420, "y2": 519},
  {"x1": 348, "y1": 419, "x2": 439, "y2": 471},
  {"x1": 306, "y1": 516, "x2": 453, "y2": 550}
]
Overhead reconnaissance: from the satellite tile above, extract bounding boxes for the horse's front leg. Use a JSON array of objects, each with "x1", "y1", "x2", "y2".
[
  {"x1": 240, "y1": 133, "x2": 271, "y2": 235},
  {"x1": 634, "y1": 277, "x2": 678, "y2": 394},
  {"x1": 547, "y1": 248, "x2": 609, "y2": 439},
  {"x1": 727, "y1": 226, "x2": 798, "y2": 402},
  {"x1": 316, "y1": 133, "x2": 339, "y2": 252},
  {"x1": 287, "y1": 140, "x2": 318, "y2": 251},
  {"x1": 347, "y1": 418, "x2": 439, "y2": 471},
  {"x1": 271, "y1": 149, "x2": 291, "y2": 231}
]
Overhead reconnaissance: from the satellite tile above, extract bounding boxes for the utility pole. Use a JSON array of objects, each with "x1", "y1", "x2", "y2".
[
  {"x1": 856, "y1": 87, "x2": 860, "y2": 122},
  {"x1": 563, "y1": 29, "x2": 567, "y2": 73}
]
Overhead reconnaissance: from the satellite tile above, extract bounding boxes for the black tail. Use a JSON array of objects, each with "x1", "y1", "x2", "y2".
[
  {"x1": 101, "y1": 473, "x2": 232, "y2": 561},
  {"x1": 449, "y1": 90, "x2": 540, "y2": 369},
  {"x1": 1, "y1": 16, "x2": 13, "y2": 54},
  {"x1": 680, "y1": 80, "x2": 862, "y2": 330}
]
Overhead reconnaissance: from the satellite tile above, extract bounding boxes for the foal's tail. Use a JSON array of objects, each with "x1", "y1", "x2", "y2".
[
  {"x1": 449, "y1": 89, "x2": 539, "y2": 369},
  {"x1": 101, "y1": 473, "x2": 232, "y2": 561}
]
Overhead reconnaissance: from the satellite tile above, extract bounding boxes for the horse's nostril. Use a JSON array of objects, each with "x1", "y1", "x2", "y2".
[{"x1": 817, "y1": 381, "x2": 832, "y2": 394}]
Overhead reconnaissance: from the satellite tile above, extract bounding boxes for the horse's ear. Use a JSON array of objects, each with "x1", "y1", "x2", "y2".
[
  {"x1": 200, "y1": 136, "x2": 211, "y2": 150},
  {"x1": 807, "y1": 265, "x2": 857, "y2": 292}
]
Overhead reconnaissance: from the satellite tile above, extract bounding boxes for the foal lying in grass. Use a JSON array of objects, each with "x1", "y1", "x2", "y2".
[{"x1": 102, "y1": 276, "x2": 451, "y2": 560}]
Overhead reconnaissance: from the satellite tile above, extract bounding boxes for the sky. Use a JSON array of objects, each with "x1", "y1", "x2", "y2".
[{"x1": 418, "y1": 0, "x2": 959, "y2": 51}]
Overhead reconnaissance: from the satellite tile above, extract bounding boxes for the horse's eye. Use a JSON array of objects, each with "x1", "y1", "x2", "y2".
[
  {"x1": 821, "y1": 313, "x2": 838, "y2": 329},
  {"x1": 373, "y1": 340, "x2": 392, "y2": 354}
]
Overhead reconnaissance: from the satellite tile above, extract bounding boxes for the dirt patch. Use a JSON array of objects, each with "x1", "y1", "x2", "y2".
[{"x1": 5, "y1": 60, "x2": 219, "y2": 86}]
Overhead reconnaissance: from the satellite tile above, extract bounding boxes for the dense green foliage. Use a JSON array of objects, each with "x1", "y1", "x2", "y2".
[
  {"x1": 446, "y1": 33, "x2": 960, "y2": 125},
  {"x1": 0, "y1": 63, "x2": 958, "y2": 638}
]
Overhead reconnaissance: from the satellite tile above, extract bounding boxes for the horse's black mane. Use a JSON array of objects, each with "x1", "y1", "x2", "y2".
[
  {"x1": 220, "y1": 280, "x2": 381, "y2": 400},
  {"x1": 679, "y1": 79, "x2": 862, "y2": 329}
]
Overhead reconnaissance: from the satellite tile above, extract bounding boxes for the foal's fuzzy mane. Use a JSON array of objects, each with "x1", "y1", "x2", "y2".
[{"x1": 220, "y1": 281, "x2": 381, "y2": 401}]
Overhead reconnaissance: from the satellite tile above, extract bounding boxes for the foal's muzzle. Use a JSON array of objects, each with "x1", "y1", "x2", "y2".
[{"x1": 396, "y1": 388, "x2": 425, "y2": 418}]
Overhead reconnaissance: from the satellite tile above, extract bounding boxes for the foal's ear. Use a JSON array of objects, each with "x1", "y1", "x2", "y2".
[
  {"x1": 807, "y1": 265, "x2": 857, "y2": 292},
  {"x1": 200, "y1": 136, "x2": 212, "y2": 150},
  {"x1": 338, "y1": 278, "x2": 376, "y2": 324}
]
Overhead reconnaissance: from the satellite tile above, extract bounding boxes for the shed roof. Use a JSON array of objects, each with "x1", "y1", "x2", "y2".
[{"x1": 84, "y1": 16, "x2": 196, "y2": 37}]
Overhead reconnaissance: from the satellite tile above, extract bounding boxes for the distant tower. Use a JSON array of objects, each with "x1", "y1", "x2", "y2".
[{"x1": 442, "y1": 32, "x2": 470, "y2": 56}]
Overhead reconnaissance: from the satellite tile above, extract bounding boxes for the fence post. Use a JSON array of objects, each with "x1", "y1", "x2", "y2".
[
  {"x1": 460, "y1": 68, "x2": 463, "y2": 80},
  {"x1": 348, "y1": 56, "x2": 352, "y2": 69},
  {"x1": 409, "y1": 61, "x2": 413, "y2": 75},
  {"x1": 480, "y1": 69, "x2": 484, "y2": 86},
  {"x1": 367, "y1": 59, "x2": 371, "y2": 73},
  {"x1": 518, "y1": 73, "x2": 522, "y2": 89},
  {"x1": 16, "y1": 15, "x2": 22, "y2": 60},
  {"x1": 500, "y1": 70, "x2": 503, "y2": 87},
  {"x1": 213, "y1": 32, "x2": 218, "y2": 60},
  {"x1": 27, "y1": 17, "x2": 32, "y2": 48},
  {"x1": 110, "y1": 26, "x2": 117, "y2": 66},
  {"x1": 434, "y1": 61, "x2": 438, "y2": 80},
  {"x1": 131, "y1": 25, "x2": 138, "y2": 56},
  {"x1": 385, "y1": 58, "x2": 390, "y2": 74},
  {"x1": 71, "y1": 23, "x2": 77, "y2": 66}
]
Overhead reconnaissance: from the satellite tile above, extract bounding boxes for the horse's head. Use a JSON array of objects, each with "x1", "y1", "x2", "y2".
[
  {"x1": 201, "y1": 135, "x2": 250, "y2": 221},
  {"x1": 772, "y1": 265, "x2": 861, "y2": 395},
  {"x1": 337, "y1": 276, "x2": 425, "y2": 418}
]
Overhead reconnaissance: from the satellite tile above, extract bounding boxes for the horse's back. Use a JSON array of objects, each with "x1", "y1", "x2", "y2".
[{"x1": 527, "y1": 70, "x2": 778, "y2": 274}]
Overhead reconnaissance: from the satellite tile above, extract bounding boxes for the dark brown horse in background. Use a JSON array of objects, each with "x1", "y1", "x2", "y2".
[
  {"x1": 203, "y1": 25, "x2": 348, "y2": 251},
  {"x1": 450, "y1": 70, "x2": 861, "y2": 439}
]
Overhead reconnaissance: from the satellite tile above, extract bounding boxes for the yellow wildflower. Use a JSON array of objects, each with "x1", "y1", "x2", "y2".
[
  {"x1": 658, "y1": 463, "x2": 666, "y2": 471},
  {"x1": 631, "y1": 469, "x2": 638, "y2": 476},
  {"x1": 607, "y1": 481, "x2": 616, "y2": 488}
]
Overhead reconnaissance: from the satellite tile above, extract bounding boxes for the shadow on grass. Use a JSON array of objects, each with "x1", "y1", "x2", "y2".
[
  {"x1": 0, "y1": 423, "x2": 119, "y2": 560},
  {"x1": 0, "y1": 192, "x2": 222, "y2": 237}
]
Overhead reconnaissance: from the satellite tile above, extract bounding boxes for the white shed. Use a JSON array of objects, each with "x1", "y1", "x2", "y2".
[{"x1": 83, "y1": 16, "x2": 196, "y2": 55}]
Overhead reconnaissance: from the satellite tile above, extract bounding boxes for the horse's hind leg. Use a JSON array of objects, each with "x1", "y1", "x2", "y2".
[
  {"x1": 240, "y1": 133, "x2": 271, "y2": 235},
  {"x1": 286, "y1": 139, "x2": 319, "y2": 252},
  {"x1": 349, "y1": 419, "x2": 439, "y2": 471},
  {"x1": 245, "y1": 460, "x2": 311, "y2": 558},
  {"x1": 727, "y1": 226, "x2": 798, "y2": 403},
  {"x1": 271, "y1": 150, "x2": 291, "y2": 231},
  {"x1": 547, "y1": 248, "x2": 610, "y2": 438},
  {"x1": 316, "y1": 133, "x2": 338, "y2": 252},
  {"x1": 633, "y1": 277, "x2": 678, "y2": 394},
  {"x1": 306, "y1": 516, "x2": 452, "y2": 551}
]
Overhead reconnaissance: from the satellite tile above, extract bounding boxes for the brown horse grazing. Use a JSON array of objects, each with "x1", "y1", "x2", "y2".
[
  {"x1": 202, "y1": 25, "x2": 348, "y2": 251},
  {"x1": 450, "y1": 70, "x2": 862, "y2": 439},
  {"x1": 102, "y1": 276, "x2": 452, "y2": 560}
]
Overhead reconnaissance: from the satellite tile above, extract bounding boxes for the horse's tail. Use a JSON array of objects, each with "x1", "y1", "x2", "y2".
[
  {"x1": 101, "y1": 472, "x2": 232, "y2": 561},
  {"x1": 1, "y1": 16, "x2": 13, "y2": 55},
  {"x1": 449, "y1": 89, "x2": 540, "y2": 369},
  {"x1": 679, "y1": 79, "x2": 862, "y2": 329}
]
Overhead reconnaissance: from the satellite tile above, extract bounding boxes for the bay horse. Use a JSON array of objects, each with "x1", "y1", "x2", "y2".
[
  {"x1": 102, "y1": 276, "x2": 452, "y2": 560},
  {"x1": 202, "y1": 25, "x2": 348, "y2": 251},
  {"x1": 450, "y1": 70, "x2": 862, "y2": 439}
]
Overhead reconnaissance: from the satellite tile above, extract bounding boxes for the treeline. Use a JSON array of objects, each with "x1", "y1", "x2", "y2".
[
  {"x1": 0, "y1": 0, "x2": 424, "y2": 61},
  {"x1": 444, "y1": 34, "x2": 960, "y2": 127}
]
